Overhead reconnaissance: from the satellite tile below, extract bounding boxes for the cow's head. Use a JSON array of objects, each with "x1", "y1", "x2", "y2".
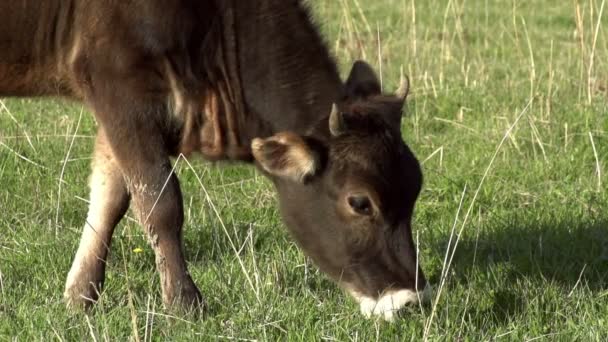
[{"x1": 251, "y1": 61, "x2": 429, "y2": 321}]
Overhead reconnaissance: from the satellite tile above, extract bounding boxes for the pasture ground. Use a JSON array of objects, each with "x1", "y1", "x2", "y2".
[{"x1": 1, "y1": 0, "x2": 607, "y2": 340}]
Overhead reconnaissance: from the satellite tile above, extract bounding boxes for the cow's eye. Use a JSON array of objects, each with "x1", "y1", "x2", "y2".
[{"x1": 347, "y1": 195, "x2": 373, "y2": 216}]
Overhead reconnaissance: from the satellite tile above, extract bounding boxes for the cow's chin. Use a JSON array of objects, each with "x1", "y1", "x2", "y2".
[{"x1": 346, "y1": 284, "x2": 433, "y2": 321}]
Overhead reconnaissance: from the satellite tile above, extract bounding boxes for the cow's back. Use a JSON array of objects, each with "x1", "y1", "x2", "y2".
[
  {"x1": 0, "y1": 0, "x2": 78, "y2": 96},
  {"x1": 0, "y1": 0, "x2": 221, "y2": 99},
  {"x1": 0, "y1": 1, "x2": 52, "y2": 63}
]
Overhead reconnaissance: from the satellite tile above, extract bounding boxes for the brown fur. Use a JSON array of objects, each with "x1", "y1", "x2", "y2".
[{"x1": 1, "y1": 0, "x2": 426, "y2": 316}]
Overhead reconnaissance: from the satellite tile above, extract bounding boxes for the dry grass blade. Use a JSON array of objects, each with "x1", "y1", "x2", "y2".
[
  {"x1": 423, "y1": 183, "x2": 467, "y2": 340},
  {"x1": 423, "y1": 98, "x2": 533, "y2": 340},
  {"x1": 587, "y1": 0, "x2": 606, "y2": 104},
  {"x1": 0, "y1": 99, "x2": 36, "y2": 151},
  {"x1": 142, "y1": 156, "x2": 185, "y2": 226},
  {"x1": 118, "y1": 242, "x2": 142, "y2": 342},
  {"x1": 521, "y1": 17, "x2": 536, "y2": 100},
  {"x1": 137, "y1": 311, "x2": 195, "y2": 325},
  {"x1": 179, "y1": 155, "x2": 261, "y2": 304},
  {"x1": 85, "y1": 315, "x2": 99, "y2": 342},
  {"x1": 143, "y1": 295, "x2": 155, "y2": 342},
  {"x1": 0, "y1": 267, "x2": 4, "y2": 305},
  {"x1": 421, "y1": 146, "x2": 444, "y2": 167},
  {"x1": 138, "y1": 154, "x2": 261, "y2": 303},
  {"x1": 568, "y1": 264, "x2": 588, "y2": 297},
  {"x1": 376, "y1": 22, "x2": 383, "y2": 89},
  {"x1": 0, "y1": 141, "x2": 48, "y2": 169},
  {"x1": 588, "y1": 132, "x2": 602, "y2": 192},
  {"x1": 351, "y1": 0, "x2": 373, "y2": 39},
  {"x1": 55, "y1": 108, "x2": 83, "y2": 235}
]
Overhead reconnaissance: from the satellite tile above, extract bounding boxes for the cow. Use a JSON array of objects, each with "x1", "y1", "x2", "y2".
[{"x1": 0, "y1": 0, "x2": 430, "y2": 321}]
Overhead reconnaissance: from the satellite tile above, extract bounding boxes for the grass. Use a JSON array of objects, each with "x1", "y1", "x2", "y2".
[{"x1": 1, "y1": 0, "x2": 607, "y2": 340}]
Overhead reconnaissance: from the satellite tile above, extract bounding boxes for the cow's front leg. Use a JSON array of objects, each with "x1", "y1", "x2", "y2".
[
  {"x1": 72, "y1": 41, "x2": 203, "y2": 310},
  {"x1": 126, "y1": 160, "x2": 203, "y2": 310},
  {"x1": 90, "y1": 108, "x2": 202, "y2": 310},
  {"x1": 64, "y1": 129, "x2": 130, "y2": 308}
]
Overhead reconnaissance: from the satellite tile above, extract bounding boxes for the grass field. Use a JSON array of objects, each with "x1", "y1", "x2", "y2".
[{"x1": 1, "y1": 0, "x2": 607, "y2": 340}]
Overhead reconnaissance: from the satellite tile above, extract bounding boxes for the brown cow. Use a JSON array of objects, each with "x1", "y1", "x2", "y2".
[{"x1": 0, "y1": 0, "x2": 429, "y2": 320}]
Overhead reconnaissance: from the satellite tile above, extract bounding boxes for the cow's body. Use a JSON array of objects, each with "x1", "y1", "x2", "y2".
[
  {"x1": 1, "y1": 1, "x2": 341, "y2": 157},
  {"x1": 1, "y1": 0, "x2": 428, "y2": 320}
]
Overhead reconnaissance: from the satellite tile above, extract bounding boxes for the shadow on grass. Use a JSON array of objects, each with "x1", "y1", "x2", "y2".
[{"x1": 432, "y1": 215, "x2": 608, "y2": 322}]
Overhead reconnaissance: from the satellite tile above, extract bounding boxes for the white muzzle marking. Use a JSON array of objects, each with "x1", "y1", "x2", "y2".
[{"x1": 353, "y1": 284, "x2": 433, "y2": 322}]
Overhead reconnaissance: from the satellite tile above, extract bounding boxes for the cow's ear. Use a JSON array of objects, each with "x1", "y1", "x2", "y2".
[
  {"x1": 345, "y1": 60, "x2": 381, "y2": 98},
  {"x1": 251, "y1": 132, "x2": 321, "y2": 183}
]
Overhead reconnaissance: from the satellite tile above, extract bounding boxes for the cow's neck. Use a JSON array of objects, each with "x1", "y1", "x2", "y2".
[
  {"x1": 232, "y1": 1, "x2": 341, "y2": 143},
  {"x1": 179, "y1": 1, "x2": 341, "y2": 161}
]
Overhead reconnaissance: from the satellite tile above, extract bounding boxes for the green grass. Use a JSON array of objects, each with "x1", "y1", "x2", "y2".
[{"x1": 1, "y1": 0, "x2": 607, "y2": 340}]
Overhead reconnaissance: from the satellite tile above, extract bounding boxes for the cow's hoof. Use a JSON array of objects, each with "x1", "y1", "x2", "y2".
[
  {"x1": 178, "y1": 287, "x2": 205, "y2": 313},
  {"x1": 163, "y1": 278, "x2": 205, "y2": 314},
  {"x1": 63, "y1": 281, "x2": 100, "y2": 311}
]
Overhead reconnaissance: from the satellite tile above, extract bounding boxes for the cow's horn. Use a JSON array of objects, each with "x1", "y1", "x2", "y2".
[
  {"x1": 329, "y1": 103, "x2": 345, "y2": 137},
  {"x1": 395, "y1": 66, "x2": 410, "y2": 100}
]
